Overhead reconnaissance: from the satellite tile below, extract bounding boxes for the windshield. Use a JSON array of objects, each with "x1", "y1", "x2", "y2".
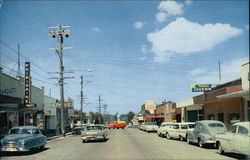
[
  {"x1": 9, "y1": 128, "x2": 32, "y2": 135},
  {"x1": 86, "y1": 126, "x2": 103, "y2": 130}
]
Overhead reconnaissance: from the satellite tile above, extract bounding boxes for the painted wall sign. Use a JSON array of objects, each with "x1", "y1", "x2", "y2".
[{"x1": 0, "y1": 88, "x2": 16, "y2": 95}]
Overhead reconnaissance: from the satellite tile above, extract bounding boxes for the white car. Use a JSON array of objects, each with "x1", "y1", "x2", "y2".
[
  {"x1": 144, "y1": 122, "x2": 158, "y2": 132},
  {"x1": 81, "y1": 125, "x2": 108, "y2": 143},
  {"x1": 165, "y1": 122, "x2": 195, "y2": 141},
  {"x1": 216, "y1": 121, "x2": 250, "y2": 156},
  {"x1": 157, "y1": 122, "x2": 174, "y2": 137}
]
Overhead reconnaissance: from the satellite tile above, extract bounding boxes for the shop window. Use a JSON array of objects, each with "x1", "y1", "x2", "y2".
[
  {"x1": 25, "y1": 113, "x2": 36, "y2": 126},
  {"x1": 19, "y1": 112, "x2": 24, "y2": 126},
  {"x1": 228, "y1": 113, "x2": 240, "y2": 124},
  {"x1": 208, "y1": 114, "x2": 215, "y2": 120},
  {"x1": 198, "y1": 110, "x2": 203, "y2": 114},
  {"x1": 247, "y1": 101, "x2": 250, "y2": 121},
  {"x1": 172, "y1": 114, "x2": 176, "y2": 120},
  {"x1": 8, "y1": 112, "x2": 18, "y2": 128},
  {"x1": 0, "y1": 111, "x2": 7, "y2": 135},
  {"x1": 218, "y1": 113, "x2": 224, "y2": 123}
]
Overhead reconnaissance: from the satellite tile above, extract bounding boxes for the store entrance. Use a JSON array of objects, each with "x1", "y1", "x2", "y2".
[{"x1": 0, "y1": 111, "x2": 7, "y2": 137}]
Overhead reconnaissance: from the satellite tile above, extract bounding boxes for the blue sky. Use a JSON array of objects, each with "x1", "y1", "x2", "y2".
[{"x1": 0, "y1": 0, "x2": 249, "y2": 115}]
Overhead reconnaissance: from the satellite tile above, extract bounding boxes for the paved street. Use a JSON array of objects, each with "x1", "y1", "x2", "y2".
[{"x1": 0, "y1": 128, "x2": 246, "y2": 160}]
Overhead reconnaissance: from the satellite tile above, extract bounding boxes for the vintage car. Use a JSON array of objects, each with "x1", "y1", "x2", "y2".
[
  {"x1": 144, "y1": 121, "x2": 158, "y2": 132},
  {"x1": 216, "y1": 121, "x2": 250, "y2": 156},
  {"x1": 1, "y1": 126, "x2": 46, "y2": 152},
  {"x1": 157, "y1": 122, "x2": 173, "y2": 137},
  {"x1": 165, "y1": 122, "x2": 195, "y2": 141},
  {"x1": 81, "y1": 125, "x2": 108, "y2": 143},
  {"x1": 72, "y1": 127, "x2": 83, "y2": 135},
  {"x1": 186, "y1": 120, "x2": 227, "y2": 148}
]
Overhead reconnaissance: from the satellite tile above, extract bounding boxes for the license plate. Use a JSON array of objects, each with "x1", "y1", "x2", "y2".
[
  {"x1": 90, "y1": 138, "x2": 95, "y2": 140},
  {"x1": 6, "y1": 148, "x2": 17, "y2": 151}
]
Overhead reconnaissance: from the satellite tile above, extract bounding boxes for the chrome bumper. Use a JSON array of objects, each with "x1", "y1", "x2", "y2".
[{"x1": 81, "y1": 136, "x2": 104, "y2": 141}]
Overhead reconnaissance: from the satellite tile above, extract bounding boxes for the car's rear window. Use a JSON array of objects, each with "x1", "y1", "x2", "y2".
[{"x1": 208, "y1": 123, "x2": 224, "y2": 127}]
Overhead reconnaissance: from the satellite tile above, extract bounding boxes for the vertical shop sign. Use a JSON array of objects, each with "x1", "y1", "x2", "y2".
[{"x1": 24, "y1": 62, "x2": 31, "y2": 107}]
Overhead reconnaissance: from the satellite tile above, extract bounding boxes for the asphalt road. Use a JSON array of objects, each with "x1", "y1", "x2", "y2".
[{"x1": 0, "y1": 128, "x2": 246, "y2": 160}]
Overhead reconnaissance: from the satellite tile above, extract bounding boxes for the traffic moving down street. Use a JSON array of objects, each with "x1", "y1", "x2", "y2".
[{"x1": 0, "y1": 127, "x2": 247, "y2": 160}]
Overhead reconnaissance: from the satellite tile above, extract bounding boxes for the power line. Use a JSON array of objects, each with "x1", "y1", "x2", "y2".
[
  {"x1": 0, "y1": 64, "x2": 55, "y2": 85},
  {"x1": 0, "y1": 41, "x2": 53, "y2": 77}
]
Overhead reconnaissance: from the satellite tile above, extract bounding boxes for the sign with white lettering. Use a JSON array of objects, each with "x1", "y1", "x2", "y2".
[
  {"x1": 24, "y1": 62, "x2": 31, "y2": 107},
  {"x1": 190, "y1": 84, "x2": 212, "y2": 92}
]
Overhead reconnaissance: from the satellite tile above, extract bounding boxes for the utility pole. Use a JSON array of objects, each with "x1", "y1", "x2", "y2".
[
  {"x1": 98, "y1": 94, "x2": 102, "y2": 124},
  {"x1": 80, "y1": 75, "x2": 83, "y2": 123},
  {"x1": 218, "y1": 61, "x2": 221, "y2": 82},
  {"x1": 49, "y1": 24, "x2": 71, "y2": 137},
  {"x1": 17, "y1": 44, "x2": 21, "y2": 77},
  {"x1": 103, "y1": 104, "x2": 107, "y2": 124}
]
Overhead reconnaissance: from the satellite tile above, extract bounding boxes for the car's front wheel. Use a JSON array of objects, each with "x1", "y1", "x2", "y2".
[
  {"x1": 186, "y1": 136, "x2": 192, "y2": 144},
  {"x1": 166, "y1": 133, "x2": 171, "y2": 139},
  {"x1": 218, "y1": 142, "x2": 224, "y2": 155},
  {"x1": 40, "y1": 144, "x2": 45, "y2": 150},
  {"x1": 198, "y1": 139, "x2": 204, "y2": 148},
  {"x1": 179, "y1": 135, "x2": 184, "y2": 141}
]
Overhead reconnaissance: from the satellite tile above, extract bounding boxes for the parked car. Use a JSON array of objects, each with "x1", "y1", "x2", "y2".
[
  {"x1": 157, "y1": 122, "x2": 173, "y2": 137},
  {"x1": 144, "y1": 121, "x2": 158, "y2": 132},
  {"x1": 165, "y1": 122, "x2": 195, "y2": 141},
  {"x1": 186, "y1": 120, "x2": 227, "y2": 148},
  {"x1": 139, "y1": 123, "x2": 146, "y2": 131},
  {"x1": 216, "y1": 121, "x2": 250, "y2": 156},
  {"x1": 1, "y1": 126, "x2": 46, "y2": 152},
  {"x1": 72, "y1": 127, "x2": 83, "y2": 135},
  {"x1": 81, "y1": 125, "x2": 108, "y2": 143}
]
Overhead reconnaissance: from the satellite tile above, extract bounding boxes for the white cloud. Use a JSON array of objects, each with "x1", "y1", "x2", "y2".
[
  {"x1": 158, "y1": 0, "x2": 184, "y2": 16},
  {"x1": 189, "y1": 68, "x2": 207, "y2": 76},
  {"x1": 188, "y1": 57, "x2": 248, "y2": 84},
  {"x1": 134, "y1": 21, "x2": 144, "y2": 29},
  {"x1": 156, "y1": 12, "x2": 168, "y2": 23},
  {"x1": 185, "y1": 0, "x2": 192, "y2": 6},
  {"x1": 139, "y1": 57, "x2": 148, "y2": 61},
  {"x1": 90, "y1": 27, "x2": 100, "y2": 32},
  {"x1": 245, "y1": 24, "x2": 249, "y2": 30},
  {"x1": 141, "y1": 44, "x2": 148, "y2": 53},
  {"x1": 147, "y1": 17, "x2": 243, "y2": 62}
]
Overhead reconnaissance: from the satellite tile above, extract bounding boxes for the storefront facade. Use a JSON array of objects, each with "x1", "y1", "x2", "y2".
[
  {"x1": 176, "y1": 98, "x2": 203, "y2": 122},
  {"x1": 0, "y1": 68, "x2": 44, "y2": 136}
]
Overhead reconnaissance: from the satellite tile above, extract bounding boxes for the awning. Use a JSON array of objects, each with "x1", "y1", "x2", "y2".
[
  {"x1": 217, "y1": 89, "x2": 249, "y2": 99},
  {"x1": 151, "y1": 116, "x2": 164, "y2": 118},
  {"x1": 0, "y1": 95, "x2": 22, "y2": 104}
]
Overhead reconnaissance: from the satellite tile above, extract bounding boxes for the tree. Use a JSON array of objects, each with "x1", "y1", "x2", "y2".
[{"x1": 127, "y1": 111, "x2": 135, "y2": 123}]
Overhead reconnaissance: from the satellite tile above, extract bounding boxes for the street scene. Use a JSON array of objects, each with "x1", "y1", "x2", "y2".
[
  {"x1": 0, "y1": 0, "x2": 249, "y2": 160},
  {"x1": 0, "y1": 128, "x2": 246, "y2": 160}
]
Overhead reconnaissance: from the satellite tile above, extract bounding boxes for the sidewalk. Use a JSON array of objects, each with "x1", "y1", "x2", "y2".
[{"x1": 46, "y1": 132, "x2": 73, "y2": 141}]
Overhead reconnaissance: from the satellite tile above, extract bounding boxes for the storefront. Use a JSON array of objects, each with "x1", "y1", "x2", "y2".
[
  {"x1": 0, "y1": 69, "x2": 45, "y2": 137},
  {"x1": 176, "y1": 98, "x2": 204, "y2": 122}
]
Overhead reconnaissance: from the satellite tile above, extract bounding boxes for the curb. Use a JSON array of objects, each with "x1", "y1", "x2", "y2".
[{"x1": 46, "y1": 132, "x2": 73, "y2": 141}]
